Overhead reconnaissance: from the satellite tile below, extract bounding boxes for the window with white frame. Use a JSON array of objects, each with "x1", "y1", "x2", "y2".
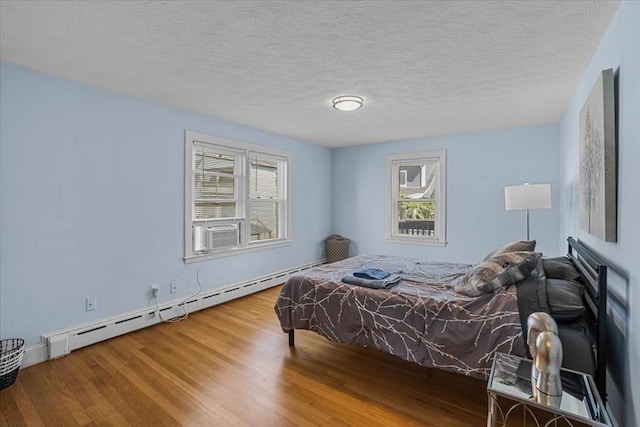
[
  {"x1": 386, "y1": 151, "x2": 446, "y2": 245},
  {"x1": 184, "y1": 131, "x2": 289, "y2": 261}
]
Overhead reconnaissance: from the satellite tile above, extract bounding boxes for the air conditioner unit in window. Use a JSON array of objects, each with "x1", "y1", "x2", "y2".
[{"x1": 194, "y1": 224, "x2": 240, "y2": 251}]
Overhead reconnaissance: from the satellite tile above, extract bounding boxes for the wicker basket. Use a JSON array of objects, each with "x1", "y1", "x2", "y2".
[
  {"x1": 325, "y1": 234, "x2": 350, "y2": 263},
  {"x1": 0, "y1": 338, "x2": 25, "y2": 390}
]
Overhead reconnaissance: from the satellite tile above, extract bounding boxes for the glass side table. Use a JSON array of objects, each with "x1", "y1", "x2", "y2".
[{"x1": 487, "y1": 353, "x2": 611, "y2": 427}]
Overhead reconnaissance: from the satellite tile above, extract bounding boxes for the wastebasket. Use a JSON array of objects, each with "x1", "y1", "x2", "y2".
[
  {"x1": 325, "y1": 234, "x2": 350, "y2": 263},
  {"x1": 0, "y1": 338, "x2": 25, "y2": 390}
]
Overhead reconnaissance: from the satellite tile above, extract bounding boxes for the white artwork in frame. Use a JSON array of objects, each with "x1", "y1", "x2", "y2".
[{"x1": 578, "y1": 69, "x2": 617, "y2": 242}]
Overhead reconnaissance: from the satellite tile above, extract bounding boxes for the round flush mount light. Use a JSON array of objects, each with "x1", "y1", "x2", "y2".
[{"x1": 332, "y1": 95, "x2": 364, "y2": 111}]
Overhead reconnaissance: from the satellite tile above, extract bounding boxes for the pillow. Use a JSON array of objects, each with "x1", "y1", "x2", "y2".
[
  {"x1": 455, "y1": 251, "x2": 542, "y2": 297},
  {"x1": 481, "y1": 240, "x2": 536, "y2": 262},
  {"x1": 543, "y1": 257, "x2": 582, "y2": 283},
  {"x1": 546, "y1": 278, "x2": 585, "y2": 322},
  {"x1": 557, "y1": 322, "x2": 595, "y2": 375}
]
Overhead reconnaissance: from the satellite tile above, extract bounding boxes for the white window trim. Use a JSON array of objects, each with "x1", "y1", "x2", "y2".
[
  {"x1": 246, "y1": 150, "x2": 288, "y2": 247},
  {"x1": 399, "y1": 169, "x2": 408, "y2": 187},
  {"x1": 385, "y1": 151, "x2": 447, "y2": 246},
  {"x1": 184, "y1": 131, "x2": 291, "y2": 263}
]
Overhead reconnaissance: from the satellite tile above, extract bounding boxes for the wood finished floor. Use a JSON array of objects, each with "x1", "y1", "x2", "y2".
[{"x1": 1, "y1": 285, "x2": 491, "y2": 427}]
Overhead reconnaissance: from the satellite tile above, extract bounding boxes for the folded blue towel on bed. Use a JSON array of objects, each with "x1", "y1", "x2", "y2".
[
  {"x1": 353, "y1": 268, "x2": 391, "y2": 280},
  {"x1": 341, "y1": 274, "x2": 401, "y2": 289}
]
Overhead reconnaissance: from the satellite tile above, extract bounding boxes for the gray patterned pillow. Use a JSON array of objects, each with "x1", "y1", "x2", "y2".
[
  {"x1": 481, "y1": 240, "x2": 536, "y2": 262},
  {"x1": 456, "y1": 251, "x2": 542, "y2": 297}
]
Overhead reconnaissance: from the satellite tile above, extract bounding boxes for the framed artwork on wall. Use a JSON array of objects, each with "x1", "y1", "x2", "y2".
[{"x1": 578, "y1": 68, "x2": 617, "y2": 242}]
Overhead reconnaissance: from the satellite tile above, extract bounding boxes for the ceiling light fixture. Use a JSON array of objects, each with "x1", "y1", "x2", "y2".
[{"x1": 332, "y1": 95, "x2": 364, "y2": 111}]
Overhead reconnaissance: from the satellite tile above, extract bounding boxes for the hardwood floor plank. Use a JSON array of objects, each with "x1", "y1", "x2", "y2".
[
  {"x1": 74, "y1": 351, "x2": 170, "y2": 426},
  {"x1": 1, "y1": 285, "x2": 490, "y2": 426},
  {"x1": 1, "y1": 379, "x2": 45, "y2": 427},
  {"x1": 0, "y1": 391, "x2": 27, "y2": 427},
  {"x1": 97, "y1": 341, "x2": 236, "y2": 426}
]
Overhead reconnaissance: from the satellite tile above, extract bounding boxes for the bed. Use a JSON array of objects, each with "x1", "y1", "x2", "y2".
[{"x1": 274, "y1": 237, "x2": 609, "y2": 400}]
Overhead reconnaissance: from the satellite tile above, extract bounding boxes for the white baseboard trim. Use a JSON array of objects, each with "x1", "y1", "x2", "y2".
[
  {"x1": 24, "y1": 259, "x2": 324, "y2": 366},
  {"x1": 21, "y1": 342, "x2": 48, "y2": 368}
]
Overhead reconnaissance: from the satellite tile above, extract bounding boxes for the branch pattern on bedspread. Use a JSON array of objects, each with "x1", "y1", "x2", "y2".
[{"x1": 275, "y1": 255, "x2": 526, "y2": 378}]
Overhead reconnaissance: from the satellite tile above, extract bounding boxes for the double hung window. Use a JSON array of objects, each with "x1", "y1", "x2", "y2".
[
  {"x1": 387, "y1": 151, "x2": 446, "y2": 245},
  {"x1": 185, "y1": 131, "x2": 289, "y2": 261}
]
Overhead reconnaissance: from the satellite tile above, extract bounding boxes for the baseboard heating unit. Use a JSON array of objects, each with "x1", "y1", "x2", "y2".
[{"x1": 37, "y1": 259, "x2": 324, "y2": 363}]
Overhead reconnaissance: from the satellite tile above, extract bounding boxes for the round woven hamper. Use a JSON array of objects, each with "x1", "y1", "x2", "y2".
[
  {"x1": 325, "y1": 234, "x2": 350, "y2": 263},
  {"x1": 0, "y1": 338, "x2": 25, "y2": 390}
]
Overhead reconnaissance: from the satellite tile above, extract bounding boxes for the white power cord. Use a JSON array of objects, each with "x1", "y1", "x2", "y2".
[{"x1": 152, "y1": 267, "x2": 203, "y2": 323}]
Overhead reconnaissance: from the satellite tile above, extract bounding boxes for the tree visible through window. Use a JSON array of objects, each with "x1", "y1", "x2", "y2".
[{"x1": 387, "y1": 151, "x2": 446, "y2": 245}]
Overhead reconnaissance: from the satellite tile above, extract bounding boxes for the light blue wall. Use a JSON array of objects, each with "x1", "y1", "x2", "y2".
[
  {"x1": 3, "y1": 8, "x2": 636, "y2": 419},
  {"x1": 332, "y1": 126, "x2": 562, "y2": 264},
  {"x1": 0, "y1": 62, "x2": 333, "y2": 346},
  {"x1": 558, "y1": 2, "x2": 639, "y2": 425}
]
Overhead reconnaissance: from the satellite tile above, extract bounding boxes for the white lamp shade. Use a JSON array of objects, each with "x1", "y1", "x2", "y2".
[{"x1": 504, "y1": 184, "x2": 552, "y2": 210}]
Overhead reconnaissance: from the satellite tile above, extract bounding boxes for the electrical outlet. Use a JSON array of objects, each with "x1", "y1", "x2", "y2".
[
  {"x1": 151, "y1": 284, "x2": 159, "y2": 297},
  {"x1": 86, "y1": 296, "x2": 97, "y2": 311},
  {"x1": 170, "y1": 282, "x2": 177, "y2": 294}
]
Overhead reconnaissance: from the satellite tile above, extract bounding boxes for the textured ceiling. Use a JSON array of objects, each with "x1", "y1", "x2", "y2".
[{"x1": 0, "y1": 1, "x2": 620, "y2": 148}]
